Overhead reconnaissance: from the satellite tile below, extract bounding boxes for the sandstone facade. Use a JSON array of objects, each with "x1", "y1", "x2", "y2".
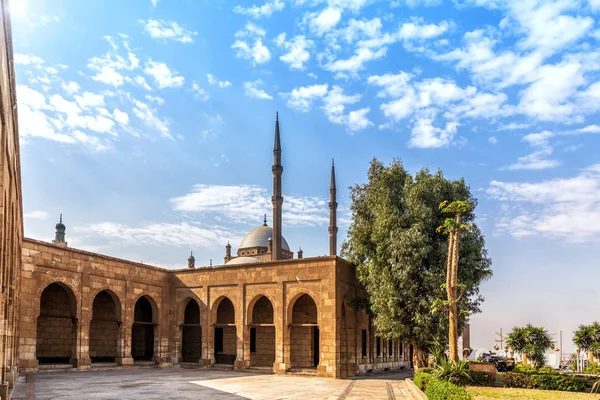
[
  {"x1": 0, "y1": 1, "x2": 23, "y2": 398},
  {"x1": 18, "y1": 238, "x2": 410, "y2": 378}
]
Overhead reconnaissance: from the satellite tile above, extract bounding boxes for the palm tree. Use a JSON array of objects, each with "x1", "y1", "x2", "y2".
[
  {"x1": 507, "y1": 324, "x2": 554, "y2": 369},
  {"x1": 574, "y1": 322, "x2": 600, "y2": 363}
]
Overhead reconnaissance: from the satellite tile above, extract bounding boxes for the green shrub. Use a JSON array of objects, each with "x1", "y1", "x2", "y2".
[
  {"x1": 535, "y1": 374, "x2": 588, "y2": 392},
  {"x1": 502, "y1": 372, "x2": 537, "y2": 389},
  {"x1": 414, "y1": 372, "x2": 433, "y2": 390},
  {"x1": 538, "y1": 366, "x2": 559, "y2": 375},
  {"x1": 424, "y1": 379, "x2": 472, "y2": 400},
  {"x1": 511, "y1": 365, "x2": 537, "y2": 374},
  {"x1": 418, "y1": 367, "x2": 434, "y2": 374},
  {"x1": 433, "y1": 358, "x2": 472, "y2": 385},
  {"x1": 584, "y1": 363, "x2": 600, "y2": 375},
  {"x1": 502, "y1": 372, "x2": 588, "y2": 392},
  {"x1": 467, "y1": 371, "x2": 495, "y2": 386}
]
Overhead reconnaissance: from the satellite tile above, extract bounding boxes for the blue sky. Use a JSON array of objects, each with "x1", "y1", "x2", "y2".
[{"x1": 11, "y1": 0, "x2": 600, "y2": 353}]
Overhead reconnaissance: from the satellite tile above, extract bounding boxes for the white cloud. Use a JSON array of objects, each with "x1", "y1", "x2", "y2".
[
  {"x1": 233, "y1": 0, "x2": 285, "y2": 18},
  {"x1": 113, "y1": 109, "x2": 129, "y2": 125},
  {"x1": 232, "y1": 23, "x2": 271, "y2": 65},
  {"x1": 170, "y1": 184, "x2": 329, "y2": 226},
  {"x1": 132, "y1": 76, "x2": 152, "y2": 91},
  {"x1": 132, "y1": 99, "x2": 172, "y2": 139},
  {"x1": 488, "y1": 136, "x2": 498, "y2": 144},
  {"x1": 275, "y1": 34, "x2": 313, "y2": 70},
  {"x1": 24, "y1": 211, "x2": 49, "y2": 219},
  {"x1": 243, "y1": 80, "x2": 272, "y2": 100},
  {"x1": 496, "y1": 122, "x2": 531, "y2": 131},
  {"x1": 144, "y1": 61, "x2": 185, "y2": 88},
  {"x1": 280, "y1": 84, "x2": 328, "y2": 111},
  {"x1": 321, "y1": 86, "x2": 372, "y2": 131},
  {"x1": 574, "y1": 124, "x2": 600, "y2": 133},
  {"x1": 191, "y1": 82, "x2": 210, "y2": 100},
  {"x1": 308, "y1": 7, "x2": 342, "y2": 35},
  {"x1": 81, "y1": 221, "x2": 241, "y2": 249},
  {"x1": 145, "y1": 94, "x2": 165, "y2": 105},
  {"x1": 61, "y1": 81, "x2": 80, "y2": 95},
  {"x1": 409, "y1": 118, "x2": 459, "y2": 148},
  {"x1": 206, "y1": 74, "x2": 232, "y2": 88},
  {"x1": 506, "y1": 130, "x2": 559, "y2": 170},
  {"x1": 325, "y1": 47, "x2": 387, "y2": 75},
  {"x1": 357, "y1": 19, "x2": 449, "y2": 49},
  {"x1": 74, "y1": 91, "x2": 105, "y2": 109},
  {"x1": 232, "y1": 39, "x2": 271, "y2": 64},
  {"x1": 87, "y1": 36, "x2": 140, "y2": 87},
  {"x1": 140, "y1": 19, "x2": 197, "y2": 44},
  {"x1": 14, "y1": 54, "x2": 45, "y2": 65},
  {"x1": 488, "y1": 164, "x2": 600, "y2": 242},
  {"x1": 90, "y1": 66, "x2": 125, "y2": 87}
]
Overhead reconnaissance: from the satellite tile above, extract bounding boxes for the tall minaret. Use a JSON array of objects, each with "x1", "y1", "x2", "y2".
[
  {"x1": 272, "y1": 112, "x2": 283, "y2": 261},
  {"x1": 329, "y1": 159, "x2": 338, "y2": 256}
]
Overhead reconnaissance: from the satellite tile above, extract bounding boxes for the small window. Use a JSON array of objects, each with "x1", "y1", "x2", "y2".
[
  {"x1": 376, "y1": 336, "x2": 381, "y2": 357},
  {"x1": 250, "y1": 327, "x2": 256, "y2": 353},
  {"x1": 361, "y1": 330, "x2": 367, "y2": 357},
  {"x1": 388, "y1": 340, "x2": 393, "y2": 356},
  {"x1": 399, "y1": 342, "x2": 403, "y2": 357}
]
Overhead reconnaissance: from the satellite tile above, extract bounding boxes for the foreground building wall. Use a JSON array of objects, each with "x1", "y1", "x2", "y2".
[
  {"x1": 0, "y1": 0, "x2": 23, "y2": 397},
  {"x1": 19, "y1": 239, "x2": 171, "y2": 371},
  {"x1": 18, "y1": 239, "x2": 410, "y2": 378}
]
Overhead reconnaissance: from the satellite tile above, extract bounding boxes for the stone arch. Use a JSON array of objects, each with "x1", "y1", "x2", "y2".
[
  {"x1": 288, "y1": 293, "x2": 319, "y2": 369},
  {"x1": 181, "y1": 298, "x2": 202, "y2": 363},
  {"x1": 131, "y1": 295, "x2": 158, "y2": 362},
  {"x1": 35, "y1": 280, "x2": 79, "y2": 318},
  {"x1": 247, "y1": 295, "x2": 275, "y2": 367},
  {"x1": 212, "y1": 296, "x2": 236, "y2": 365},
  {"x1": 36, "y1": 282, "x2": 78, "y2": 365},
  {"x1": 89, "y1": 289, "x2": 122, "y2": 363}
]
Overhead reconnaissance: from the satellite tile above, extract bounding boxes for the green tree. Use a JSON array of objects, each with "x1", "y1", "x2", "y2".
[
  {"x1": 507, "y1": 324, "x2": 554, "y2": 369},
  {"x1": 573, "y1": 322, "x2": 600, "y2": 363},
  {"x1": 341, "y1": 158, "x2": 492, "y2": 368}
]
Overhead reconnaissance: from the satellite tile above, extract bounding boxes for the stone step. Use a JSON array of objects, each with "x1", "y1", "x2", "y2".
[
  {"x1": 37, "y1": 364, "x2": 76, "y2": 373},
  {"x1": 286, "y1": 368, "x2": 318, "y2": 376},
  {"x1": 211, "y1": 364, "x2": 234, "y2": 371}
]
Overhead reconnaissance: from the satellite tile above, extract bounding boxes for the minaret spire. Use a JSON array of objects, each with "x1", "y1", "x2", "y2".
[
  {"x1": 272, "y1": 112, "x2": 283, "y2": 260},
  {"x1": 329, "y1": 159, "x2": 338, "y2": 256},
  {"x1": 53, "y1": 214, "x2": 67, "y2": 247}
]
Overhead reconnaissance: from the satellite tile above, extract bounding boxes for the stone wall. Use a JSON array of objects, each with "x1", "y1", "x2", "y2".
[
  {"x1": 19, "y1": 241, "x2": 388, "y2": 378},
  {"x1": 89, "y1": 291, "x2": 119, "y2": 361},
  {"x1": 19, "y1": 238, "x2": 170, "y2": 371},
  {"x1": 251, "y1": 326, "x2": 275, "y2": 366},
  {"x1": 0, "y1": 1, "x2": 23, "y2": 397},
  {"x1": 336, "y1": 261, "x2": 411, "y2": 377}
]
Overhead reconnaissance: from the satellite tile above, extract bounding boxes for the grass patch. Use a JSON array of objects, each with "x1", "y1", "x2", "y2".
[{"x1": 467, "y1": 386, "x2": 596, "y2": 399}]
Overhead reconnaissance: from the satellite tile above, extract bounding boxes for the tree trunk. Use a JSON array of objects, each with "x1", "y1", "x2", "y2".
[
  {"x1": 448, "y1": 215, "x2": 462, "y2": 364},
  {"x1": 412, "y1": 344, "x2": 428, "y2": 370}
]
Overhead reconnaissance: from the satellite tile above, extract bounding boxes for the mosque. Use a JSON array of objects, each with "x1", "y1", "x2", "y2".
[
  {"x1": 15, "y1": 113, "x2": 411, "y2": 380},
  {"x1": 0, "y1": 6, "x2": 414, "y2": 397}
]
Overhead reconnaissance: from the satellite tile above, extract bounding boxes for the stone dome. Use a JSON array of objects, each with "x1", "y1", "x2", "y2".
[
  {"x1": 225, "y1": 256, "x2": 261, "y2": 265},
  {"x1": 239, "y1": 225, "x2": 290, "y2": 251}
]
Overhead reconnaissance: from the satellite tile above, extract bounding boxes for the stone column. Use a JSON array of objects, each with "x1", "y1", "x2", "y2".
[
  {"x1": 234, "y1": 284, "x2": 247, "y2": 369},
  {"x1": 199, "y1": 291, "x2": 211, "y2": 366},
  {"x1": 118, "y1": 290, "x2": 134, "y2": 366},
  {"x1": 273, "y1": 281, "x2": 288, "y2": 373}
]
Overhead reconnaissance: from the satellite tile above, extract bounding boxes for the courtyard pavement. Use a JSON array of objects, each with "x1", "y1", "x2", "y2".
[{"x1": 11, "y1": 367, "x2": 416, "y2": 400}]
